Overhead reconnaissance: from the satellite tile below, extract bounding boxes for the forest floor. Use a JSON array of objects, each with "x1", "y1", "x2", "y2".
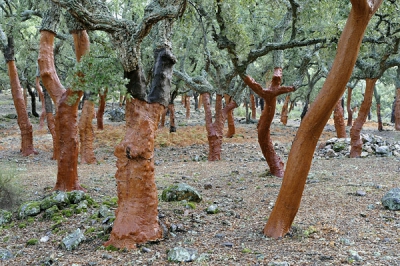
[{"x1": 0, "y1": 93, "x2": 400, "y2": 266}]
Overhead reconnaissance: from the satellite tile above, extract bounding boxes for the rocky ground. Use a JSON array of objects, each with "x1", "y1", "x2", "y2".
[{"x1": 1, "y1": 93, "x2": 400, "y2": 265}]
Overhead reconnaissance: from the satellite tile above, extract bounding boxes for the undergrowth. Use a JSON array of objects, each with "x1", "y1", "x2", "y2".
[{"x1": 0, "y1": 164, "x2": 23, "y2": 210}]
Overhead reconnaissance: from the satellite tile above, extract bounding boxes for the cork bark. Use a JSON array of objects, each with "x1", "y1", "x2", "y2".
[
  {"x1": 250, "y1": 94, "x2": 256, "y2": 119},
  {"x1": 224, "y1": 94, "x2": 235, "y2": 138},
  {"x1": 280, "y1": 94, "x2": 290, "y2": 126},
  {"x1": 185, "y1": 96, "x2": 191, "y2": 119},
  {"x1": 104, "y1": 98, "x2": 163, "y2": 249},
  {"x1": 78, "y1": 99, "x2": 96, "y2": 164},
  {"x1": 264, "y1": 0, "x2": 382, "y2": 238},
  {"x1": 346, "y1": 87, "x2": 353, "y2": 126},
  {"x1": 97, "y1": 88, "x2": 108, "y2": 130},
  {"x1": 168, "y1": 103, "x2": 176, "y2": 132},
  {"x1": 333, "y1": 99, "x2": 346, "y2": 138},
  {"x1": 350, "y1": 78, "x2": 377, "y2": 158},
  {"x1": 35, "y1": 77, "x2": 46, "y2": 130}
]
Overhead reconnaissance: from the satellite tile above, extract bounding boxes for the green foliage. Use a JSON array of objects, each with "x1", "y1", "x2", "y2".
[
  {"x1": 0, "y1": 164, "x2": 23, "y2": 210},
  {"x1": 26, "y1": 238, "x2": 38, "y2": 246}
]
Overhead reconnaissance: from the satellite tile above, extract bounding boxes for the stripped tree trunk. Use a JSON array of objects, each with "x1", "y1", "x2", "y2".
[
  {"x1": 203, "y1": 93, "x2": 237, "y2": 161},
  {"x1": 395, "y1": 88, "x2": 400, "y2": 130},
  {"x1": 346, "y1": 87, "x2": 353, "y2": 126},
  {"x1": 333, "y1": 99, "x2": 346, "y2": 138},
  {"x1": 185, "y1": 95, "x2": 190, "y2": 119},
  {"x1": 97, "y1": 88, "x2": 107, "y2": 130},
  {"x1": 79, "y1": 98, "x2": 96, "y2": 164},
  {"x1": 250, "y1": 93, "x2": 256, "y2": 119},
  {"x1": 350, "y1": 79, "x2": 376, "y2": 158},
  {"x1": 198, "y1": 94, "x2": 203, "y2": 110},
  {"x1": 104, "y1": 99, "x2": 163, "y2": 249},
  {"x1": 35, "y1": 76, "x2": 46, "y2": 129},
  {"x1": 264, "y1": 1, "x2": 382, "y2": 238},
  {"x1": 243, "y1": 68, "x2": 295, "y2": 177},
  {"x1": 280, "y1": 94, "x2": 290, "y2": 125},
  {"x1": 43, "y1": 88, "x2": 57, "y2": 160},
  {"x1": 160, "y1": 107, "x2": 168, "y2": 128},
  {"x1": 169, "y1": 104, "x2": 176, "y2": 132},
  {"x1": 224, "y1": 94, "x2": 235, "y2": 138}
]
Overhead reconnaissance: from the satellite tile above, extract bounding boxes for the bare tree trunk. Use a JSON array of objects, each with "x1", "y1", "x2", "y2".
[
  {"x1": 395, "y1": 88, "x2": 400, "y2": 130},
  {"x1": 185, "y1": 95, "x2": 190, "y2": 119},
  {"x1": 250, "y1": 93, "x2": 256, "y2": 119},
  {"x1": 374, "y1": 86, "x2": 383, "y2": 131},
  {"x1": 280, "y1": 94, "x2": 290, "y2": 125},
  {"x1": 350, "y1": 79, "x2": 376, "y2": 158},
  {"x1": 169, "y1": 104, "x2": 176, "y2": 132},
  {"x1": 243, "y1": 68, "x2": 294, "y2": 177},
  {"x1": 35, "y1": 77, "x2": 46, "y2": 129},
  {"x1": 346, "y1": 87, "x2": 353, "y2": 126},
  {"x1": 97, "y1": 88, "x2": 107, "y2": 130},
  {"x1": 43, "y1": 88, "x2": 57, "y2": 160},
  {"x1": 7, "y1": 60, "x2": 37, "y2": 156},
  {"x1": 79, "y1": 99, "x2": 96, "y2": 164},
  {"x1": 198, "y1": 94, "x2": 203, "y2": 110},
  {"x1": 224, "y1": 94, "x2": 235, "y2": 138},
  {"x1": 160, "y1": 107, "x2": 167, "y2": 128},
  {"x1": 104, "y1": 98, "x2": 163, "y2": 249},
  {"x1": 264, "y1": 1, "x2": 382, "y2": 238},
  {"x1": 333, "y1": 99, "x2": 346, "y2": 138}
]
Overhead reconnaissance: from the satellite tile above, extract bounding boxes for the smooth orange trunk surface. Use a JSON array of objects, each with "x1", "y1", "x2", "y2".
[
  {"x1": 185, "y1": 96, "x2": 191, "y2": 119},
  {"x1": 224, "y1": 95, "x2": 235, "y2": 138},
  {"x1": 79, "y1": 100, "x2": 96, "y2": 164},
  {"x1": 46, "y1": 113, "x2": 57, "y2": 160},
  {"x1": 333, "y1": 99, "x2": 346, "y2": 138},
  {"x1": 97, "y1": 89, "x2": 107, "y2": 130},
  {"x1": 264, "y1": 1, "x2": 382, "y2": 238},
  {"x1": 350, "y1": 78, "x2": 376, "y2": 157},
  {"x1": 105, "y1": 98, "x2": 163, "y2": 249},
  {"x1": 280, "y1": 94, "x2": 290, "y2": 125},
  {"x1": 250, "y1": 94, "x2": 256, "y2": 119}
]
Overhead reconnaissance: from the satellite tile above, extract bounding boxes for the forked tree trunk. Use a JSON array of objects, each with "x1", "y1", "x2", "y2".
[
  {"x1": 333, "y1": 99, "x2": 346, "y2": 138},
  {"x1": 264, "y1": 1, "x2": 382, "y2": 238},
  {"x1": 243, "y1": 68, "x2": 295, "y2": 177},
  {"x1": 104, "y1": 98, "x2": 164, "y2": 249},
  {"x1": 169, "y1": 104, "x2": 176, "y2": 132},
  {"x1": 97, "y1": 88, "x2": 107, "y2": 130},
  {"x1": 43, "y1": 88, "x2": 57, "y2": 160},
  {"x1": 79, "y1": 99, "x2": 96, "y2": 164},
  {"x1": 395, "y1": 88, "x2": 400, "y2": 130},
  {"x1": 346, "y1": 87, "x2": 353, "y2": 126},
  {"x1": 224, "y1": 94, "x2": 235, "y2": 138},
  {"x1": 7, "y1": 60, "x2": 37, "y2": 156},
  {"x1": 54, "y1": 89, "x2": 84, "y2": 190},
  {"x1": 250, "y1": 93, "x2": 256, "y2": 119},
  {"x1": 185, "y1": 96, "x2": 190, "y2": 119},
  {"x1": 203, "y1": 93, "x2": 237, "y2": 161},
  {"x1": 280, "y1": 94, "x2": 290, "y2": 125},
  {"x1": 350, "y1": 79, "x2": 376, "y2": 157},
  {"x1": 35, "y1": 76, "x2": 46, "y2": 129}
]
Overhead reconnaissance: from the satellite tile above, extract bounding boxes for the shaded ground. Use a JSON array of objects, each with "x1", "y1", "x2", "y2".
[{"x1": 0, "y1": 93, "x2": 400, "y2": 265}]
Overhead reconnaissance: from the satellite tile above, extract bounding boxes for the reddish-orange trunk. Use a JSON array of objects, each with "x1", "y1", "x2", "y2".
[
  {"x1": 280, "y1": 94, "x2": 290, "y2": 125},
  {"x1": 168, "y1": 104, "x2": 176, "y2": 132},
  {"x1": 97, "y1": 88, "x2": 107, "y2": 130},
  {"x1": 346, "y1": 87, "x2": 353, "y2": 126},
  {"x1": 224, "y1": 95, "x2": 235, "y2": 138},
  {"x1": 7, "y1": 61, "x2": 37, "y2": 156},
  {"x1": 46, "y1": 113, "x2": 57, "y2": 160},
  {"x1": 198, "y1": 94, "x2": 203, "y2": 110},
  {"x1": 264, "y1": 1, "x2": 382, "y2": 239},
  {"x1": 35, "y1": 77, "x2": 46, "y2": 130},
  {"x1": 79, "y1": 100, "x2": 97, "y2": 164},
  {"x1": 243, "y1": 68, "x2": 294, "y2": 178},
  {"x1": 333, "y1": 99, "x2": 346, "y2": 138},
  {"x1": 104, "y1": 98, "x2": 163, "y2": 249},
  {"x1": 376, "y1": 103, "x2": 382, "y2": 131},
  {"x1": 395, "y1": 88, "x2": 400, "y2": 131},
  {"x1": 160, "y1": 107, "x2": 168, "y2": 128},
  {"x1": 350, "y1": 79, "x2": 376, "y2": 158},
  {"x1": 250, "y1": 94, "x2": 256, "y2": 119},
  {"x1": 54, "y1": 89, "x2": 84, "y2": 191},
  {"x1": 185, "y1": 96, "x2": 191, "y2": 119}
]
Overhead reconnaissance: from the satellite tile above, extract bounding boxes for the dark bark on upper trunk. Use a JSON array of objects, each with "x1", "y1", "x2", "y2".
[{"x1": 27, "y1": 83, "x2": 39, "y2": 117}]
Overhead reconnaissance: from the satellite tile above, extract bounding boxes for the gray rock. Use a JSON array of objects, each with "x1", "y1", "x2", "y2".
[
  {"x1": 108, "y1": 108, "x2": 125, "y2": 122},
  {"x1": 167, "y1": 247, "x2": 198, "y2": 262},
  {"x1": 206, "y1": 205, "x2": 219, "y2": 214},
  {"x1": 40, "y1": 191, "x2": 70, "y2": 210},
  {"x1": 161, "y1": 183, "x2": 202, "y2": 203},
  {"x1": 44, "y1": 205, "x2": 59, "y2": 219},
  {"x1": 356, "y1": 190, "x2": 366, "y2": 196},
  {"x1": 325, "y1": 149, "x2": 336, "y2": 158},
  {"x1": 0, "y1": 248, "x2": 13, "y2": 260},
  {"x1": 382, "y1": 188, "x2": 400, "y2": 210},
  {"x1": 98, "y1": 205, "x2": 112, "y2": 218},
  {"x1": 333, "y1": 141, "x2": 347, "y2": 152},
  {"x1": 61, "y1": 228, "x2": 86, "y2": 251},
  {"x1": 0, "y1": 209, "x2": 12, "y2": 225},
  {"x1": 68, "y1": 190, "x2": 86, "y2": 204},
  {"x1": 268, "y1": 261, "x2": 289, "y2": 266},
  {"x1": 348, "y1": 250, "x2": 363, "y2": 262},
  {"x1": 18, "y1": 201, "x2": 41, "y2": 219},
  {"x1": 376, "y1": 146, "x2": 389, "y2": 155}
]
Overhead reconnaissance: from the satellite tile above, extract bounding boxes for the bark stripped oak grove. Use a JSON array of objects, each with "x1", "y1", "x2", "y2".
[
  {"x1": 243, "y1": 68, "x2": 295, "y2": 177},
  {"x1": 202, "y1": 93, "x2": 237, "y2": 161},
  {"x1": 350, "y1": 79, "x2": 377, "y2": 157},
  {"x1": 333, "y1": 99, "x2": 346, "y2": 138},
  {"x1": 1, "y1": 35, "x2": 37, "y2": 156},
  {"x1": 264, "y1": 0, "x2": 383, "y2": 238}
]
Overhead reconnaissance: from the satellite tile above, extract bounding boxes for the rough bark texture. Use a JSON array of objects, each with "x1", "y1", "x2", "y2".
[
  {"x1": 185, "y1": 96, "x2": 191, "y2": 119},
  {"x1": 333, "y1": 99, "x2": 346, "y2": 138},
  {"x1": 350, "y1": 79, "x2": 377, "y2": 158},
  {"x1": 104, "y1": 98, "x2": 163, "y2": 249},
  {"x1": 7, "y1": 60, "x2": 37, "y2": 156},
  {"x1": 395, "y1": 88, "x2": 400, "y2": 130},
  {"x1": 79, "y1": 100, "x2": 96, "y2": 164},
  {"x1": 224, "y1": 94, "x2": 235, "y2": 138},
  {"x1": 168, "y1": 103, "x2": 176, "y2": 132},
  {"x1": 160, "y1": 107, "x2": 168, "y2": 128},
  {"x1": 250, "y1": 94, "x2": 256, "y2": 119},
  {"x1": 54, "y1": 89, "x2": 84, "y2": 191},
  {"x1": 97, "y1": 88, "x2": 107, "y2": 130},
  {"x1": 346, "y1": 87, "x2": 353, "y2": 126},
  {"x1": 203, "y1": 93, "x2": 237, "y2": 161},
  {"x1": 243, "y1": 68, "x2": 295, "y2": 177},
  {"x1": 376, "y1": 103, "x2": 383, "y2": 131},
  {"x1": 280, "y1": 94, "x2": 290, "y2": 125},
  {"x1": 264, "y1": 1, "x2": 382, "y2": 239},
  {"x1": 35, "y1": 77, "x2": 46, "y2": 129}
]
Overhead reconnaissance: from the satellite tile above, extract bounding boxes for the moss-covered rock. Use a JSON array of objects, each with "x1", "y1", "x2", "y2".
[
  {"x1": 18, "y1": 201, "x2": 41, "y2": 219},
  {"x1": 0, "y1": 209, "x2": 12, "y2": 225},
  {"x1": 44, "y1": 205, "x2": 59, "y2": 219},
  {"x1": 40, "y1": 191, "x2": 70, "y2": 210},
  {"x1": 67, "y1": 190, "x2": 86, "y2": 204},
  {"x1": 161, "y1": 183, "x2": 202, "y2": 203}
]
